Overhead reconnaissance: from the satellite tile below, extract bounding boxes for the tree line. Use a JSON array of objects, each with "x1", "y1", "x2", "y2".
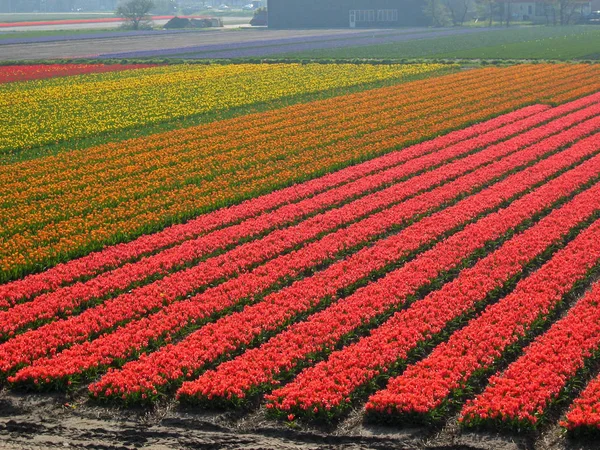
[{"x1": 425, "y1": 0, "x2": 591, "y2": 27}]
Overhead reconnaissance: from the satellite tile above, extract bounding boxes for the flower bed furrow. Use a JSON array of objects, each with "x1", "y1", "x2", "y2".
[
  {"x1": 84, "y1": 123, "x2": 599, "y2": 402},
  {"x1": 177, "y1": 142, "x2": 600, "y2": 407},
  {"x1": 263, "y1": 159, "x2": 600, "y2": 418},
  {"x1": 365, "y1": 211, "x2": 600, "y2": 421},
  {"x1": 0, "y1": 102, "x2": 554, "y2": 312},
  {"x1": 460, "y1": 279, "x2": 600, "y2": 429},
  {"x1": 3, "y1": 105, "x2": 588, "y2": 377}
]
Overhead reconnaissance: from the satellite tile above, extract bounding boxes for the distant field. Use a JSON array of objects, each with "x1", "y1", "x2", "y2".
[
  {"x1": 193, "y1": 9, "x2": 254, "y2": 17},
  {"x1": 10, "y1": 25, "x2": 595, "y2": 61},
  {"x1": 0, "y1": 13, "x2": 116, "y2": 23},
  {"x1": 437, "y1": 29, "x2": 600, "y2": 60},
  {"x1": 286, "y1": 26, "x2": 600, "y2": 61},
  {"x1": 0, "y1": 10, "x2": 252, "y2": 24},
  {"x1": 0, "y1": 28, "x2": 123, "y2": 39},
  {"x1": 0, "y1": 28, "x2": 439, "y2": 61}
]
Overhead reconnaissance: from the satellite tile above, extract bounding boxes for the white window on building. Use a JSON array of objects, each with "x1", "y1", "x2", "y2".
[
  {"x1": 352, "y1": 10, "x2": 376, "y2": 22},
  {"x1": 377, "y1": 9, "x2": 399, "y2": 21}
]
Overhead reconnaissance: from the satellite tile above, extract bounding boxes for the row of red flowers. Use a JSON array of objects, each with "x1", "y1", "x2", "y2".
[
  {"x1": 0, "y1": 67, "x2": 523, "y2": 306},
  {"x1": 0, "y1": 64, "x2": 157, "y2": 84},
  {"x1": 182, "y1": 141, "x2": 600, "y2": 408},
  {"x1": 461, "y1": 278, "x2": 600, "y2": 429},
  {"x1": 3, "y1": 96, "x2": 584, "y2": 374},
  {"x1": 84, "y1": 113, "x2": 600, "y2": 403},
  {"x1": 0, "y1": 99, "x2": 554, "y2": 337},
  {"x1": 365, "y1": 188, "x2": 600, "y2": 420},
  {"x1": 7, "y1": 66, "x2": 586, "y2": 302},
  {"x1": 261, "y1": 150, "x2": 600, "y2": 420},
  {"x1": 6, "y1": 65, "x2": 583, "y2": 300},
  {"x1": 5, "y1": 102, "x2": 566, "y2": 384},
  {"x1": 563, "y1": 347, "x2": 600, "y2": 432}
]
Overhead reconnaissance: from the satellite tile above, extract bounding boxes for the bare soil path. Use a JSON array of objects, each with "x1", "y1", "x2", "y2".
[{"x1": 0, "y1": 389, "x2": 595, "y2": 450}]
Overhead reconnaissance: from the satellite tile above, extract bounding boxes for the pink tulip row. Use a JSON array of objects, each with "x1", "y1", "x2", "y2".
[
  {"x1": 181, "y1": 144, "x2": 600, "y2": 409},
  {"x1": 0, "y1": 74, "x2": 544, "y2": 306},
  {"x1": 84, "y1": 117, "x2": 600, "y2": 403},
  {"x1": 3, "y1": 101, "x2": 596, "y2": 376},
  {"x1": 365, "y1": 201, "x2": 600, "y2": 421},
  {"x1": 460, "y1": 279, "x2": 600, "y2": 429},
  {"x1": 256, "y1": 152, "x2": 600, "y2": 419},
  {"x1": 0, "y1": 100, "x2": 563, "y2": 335}
]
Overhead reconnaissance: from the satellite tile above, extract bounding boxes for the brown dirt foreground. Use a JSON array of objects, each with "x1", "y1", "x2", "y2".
[{"x1": 0, "y1": 388, "x2": 597, "y2": 450}]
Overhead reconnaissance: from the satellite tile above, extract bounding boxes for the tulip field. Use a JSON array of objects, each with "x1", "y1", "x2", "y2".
[
  {"x1": 0, "y1": 63, "x2": 443, "y2": 154},
  {"x1": 0, "y1": 63, "x2": 159, "y2": 84},
  {"x1": 3, "y1": 62, "x2": 600, "y2": 448}
]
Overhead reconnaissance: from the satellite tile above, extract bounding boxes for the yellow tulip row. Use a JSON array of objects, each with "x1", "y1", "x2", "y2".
[{"x1": 0, "y1": 63, "x2": 445, "y2": 154}]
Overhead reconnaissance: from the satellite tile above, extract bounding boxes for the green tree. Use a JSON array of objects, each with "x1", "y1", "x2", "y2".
[
  {"x1": 443, "y1": 0, "x2": 476, "y2": 25},
  {"x1": 424, "y1": 0, "x2": 453, "y2": 26},
  {"x1": 116, "y1": 0, "x2": 154, "y2": 29}
]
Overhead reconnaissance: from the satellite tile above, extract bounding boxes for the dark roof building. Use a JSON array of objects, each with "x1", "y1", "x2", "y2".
[{"x1": 268, "y1": 0, "x2": 428, "y2": 28}]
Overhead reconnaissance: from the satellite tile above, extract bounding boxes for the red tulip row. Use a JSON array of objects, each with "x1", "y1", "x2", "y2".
[
  {"x1": 0, "y1": 67, "x2": 533, "y2": 305},
  {"x1": 0, "y1": 99, "x2": 561, "y2": 334},
  {"x1": 264, "y1": 156, "x2": 600, "y2": 419},
  {"x1": 6, "y1": 103, "x2": 585, "y2": 383},
  {"x1": 5, "y1": 67, "x2": 596, "y2": 300},
  {"x1": 84, "y1": 117, "x2": 600, "y2": 403},
  {"x1": 0, "y1": 105, "x2": 572, "y2": 342},
  {"x1": 4, "y1": 66, "x2": 591, "y2": 300},
  {"x1": 460, "y1": 279, "x2": 600, "y2": 429},
  {"x1": 0, "y1": 103, "x2": 549, "y2": 309},
  {"x1": 563, "y1": 350, "x2": 600, "y2": 433},
  {"x1": 0, "y1": 64, "x2": 158, "y2": 84},
  {"x1": 176, "y1": 138, "x2": 600, "y2": 407},
  {"x1": 365, "y1": 202, "x2": 600, "y2": 421},
  {"x1": 2, "y1": 103, "x2": 595, "y2": 364}
]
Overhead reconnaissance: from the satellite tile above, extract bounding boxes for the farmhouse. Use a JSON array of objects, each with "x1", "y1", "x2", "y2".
[{"x1": 267, "y1": 0, "x2": 428, "y2": 28}]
